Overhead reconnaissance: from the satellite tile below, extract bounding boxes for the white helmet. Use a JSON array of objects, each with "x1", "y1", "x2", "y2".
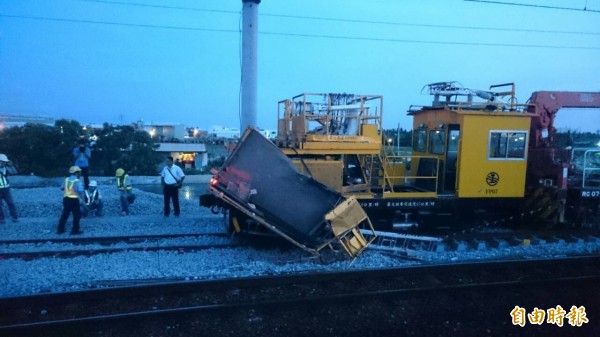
[
  {"x1": 0, "y1": 154, "x2": 9, "y2": 162},
  {"x1": 89, "y1": 180, "x2": 98, "y2": 187},
  {"x1": 69, "y1": 166, "x2": 82, "y2": 174}
]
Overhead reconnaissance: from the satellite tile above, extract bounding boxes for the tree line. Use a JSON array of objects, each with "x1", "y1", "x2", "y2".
[
  {"x1": 0, "y1": 120, "x2": 160, "y2": 177},
  {"x1": 3, "y1": 120, "x2": 592, "y2": 179}
]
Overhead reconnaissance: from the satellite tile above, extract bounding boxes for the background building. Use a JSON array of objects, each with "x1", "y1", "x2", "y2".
[
  {"x1": 139, "y1": 123, "x2": 186, "y2": 142},
  {"x1": 154, "y1": 143, "x2": 207, "y2": 169},
  {"x1": 0, "y1": 114, "x2": 55, "y2": 128}
]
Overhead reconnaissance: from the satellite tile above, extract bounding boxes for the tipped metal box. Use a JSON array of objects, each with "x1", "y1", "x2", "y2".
[{"x1": 207, "y1": 128, "x2": 376, "y2": 258}]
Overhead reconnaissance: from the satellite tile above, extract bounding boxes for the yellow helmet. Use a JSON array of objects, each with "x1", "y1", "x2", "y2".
[
  {"x1": 69, "y1": 166, "x2": 82, "y2": 174},
  {"x1": 115, "y1": 168, "x2": 125, "y2": 177}
]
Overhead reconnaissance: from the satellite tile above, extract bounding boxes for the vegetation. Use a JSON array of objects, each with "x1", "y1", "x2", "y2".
[
  {"x1": 382, "y1": 128, "x2": 412, "y2": 148},
  {"x1": 0, "y1": 120, "x2": 160, "y2": 177},
  {"x1": 0, "y1": 122, "x2": 596, "y2": 178},
  {"x1": 555, "y1": 130, "x2": 600, "y2": 148},
  {"x1": 91, "y1": 123, "x2": 160, "y2": 176}
]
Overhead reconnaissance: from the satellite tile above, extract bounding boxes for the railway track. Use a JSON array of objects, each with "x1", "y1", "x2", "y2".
[
  {"x1": 3, "y1": 226, "x2": 598, "y2": 261},
  {"x1": 364, "y1": 227, "x2": 600, "y2": 255},
  {"x1": 0, "y1": 233, "x2": 238, "y2": 260},
  {"x1": 2, "y1": 255, "x2": 599, "y2": 336},
  {"x1": 0, "y1": 232, "x2": 230, "y2": 246}
]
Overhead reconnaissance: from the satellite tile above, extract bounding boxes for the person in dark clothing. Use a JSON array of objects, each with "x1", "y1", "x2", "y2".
[
  {"x1": 115, "y1": 168, "x2": 134, "y2": 216},
  {"x1": 160, "y1": 156, "x2": 185, "y2": 217},
  {"x1": 81, "y1": 180, "x2": 103, "y2": 217},
  {"x1": 57, "y1": 166, "x2": 84, "y2": 235},
  {"x1": 73, "y1": 139, "x2": 92, "y2": 190},
  {"x1": 0, "y1": 154, "x2": 18, "y2": 223}
]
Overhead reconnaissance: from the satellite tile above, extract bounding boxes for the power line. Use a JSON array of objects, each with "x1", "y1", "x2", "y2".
[
  {"x1": 0, "y1": 14, "x2": 235, "y2": 33},
  {"x1": 261, "y1": 12, "x2": 599, "y2": 36},
  {"x1": 464, "y1": 0, "x2": 600, "y2": 13},
  {"x1": 259, "y1": 30, "x2": 600, "y2": 50},
  {"x1": 83, "y1": 0, "x2": 239, "y2": 15},
  {"x1": 81, "y1": 0, "x2": 600, "y2": 36},
  {"x1": 2, "y1": 13, "x2": 599, "y2": 51}
]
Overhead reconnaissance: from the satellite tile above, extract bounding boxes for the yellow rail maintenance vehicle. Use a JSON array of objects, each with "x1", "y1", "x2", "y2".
[{"x1": 276, "y1": 83, "x2": 536, "y2": 230}]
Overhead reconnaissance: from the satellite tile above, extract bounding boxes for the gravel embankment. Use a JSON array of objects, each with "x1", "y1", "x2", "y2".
[
  {"x1": 1, "y1": 175, "x2": 599, "y2": 298},
  {"x1": 0, "y1": 175, "x2": 416, "y2": 297}
]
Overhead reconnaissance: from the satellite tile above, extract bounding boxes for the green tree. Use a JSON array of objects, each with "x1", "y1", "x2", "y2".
[
  {"x1": 383, "y1": 128, "x2": 412, "y2": 147},
  {"x1": 0, "y1": 120, "x2": 160, "y2": 177},
  {"x1": 91, "y1": 124, "x2": 160, "y2": 176},
  {"x1": 0, "y1": 120, "x2": 80, "y2": 176}
]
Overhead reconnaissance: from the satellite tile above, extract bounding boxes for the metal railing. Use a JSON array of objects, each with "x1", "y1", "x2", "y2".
[
  {"x1": 361, "y1": 153, "x2": 440, "y2": 194},
  {"x1": 572, "y1": 148, "x2": 600, "y2": 188}
]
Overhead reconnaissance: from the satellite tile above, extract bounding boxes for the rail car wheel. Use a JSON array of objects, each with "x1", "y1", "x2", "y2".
[
  {"x1": 522, "y1": 186, "x2": 560, "y2": 229},
  {"x1": 567, "y1": 203, "x2": 600, "y2": 229}
]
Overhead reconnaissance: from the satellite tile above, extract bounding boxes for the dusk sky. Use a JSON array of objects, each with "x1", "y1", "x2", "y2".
[{"x1": 1, "y1": 0, "x2": 599, "y2": 132}]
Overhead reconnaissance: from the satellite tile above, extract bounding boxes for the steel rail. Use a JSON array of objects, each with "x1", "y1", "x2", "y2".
[
  {"x1": 2, "y1": 255, "x2": 598, "y2": 327},
  {"x1": 0, "y1": 232, "x2": 230, "y2": 246},
  {"x1": 0, "y1": 242, "x2": 240, "y2": 260},
  {"x1": 2, "y1": 268, "x2": 599, "y2": 334}
]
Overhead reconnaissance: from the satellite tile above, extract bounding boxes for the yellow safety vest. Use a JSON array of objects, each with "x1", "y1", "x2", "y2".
[
  {"x1": 0, "y1": 168, "x2": 9, "y2": 189},
  {"x1": 64, "y1": 177, "x2": 80, "y2": 198},
  {"x1": 117, "y1": 175, "x2": 132, "y2": 191}
]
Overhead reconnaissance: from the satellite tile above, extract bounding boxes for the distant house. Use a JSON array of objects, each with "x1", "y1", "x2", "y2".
[
  {"x1": 208, "y1": 125, "x2": 277, "y2": 140},
  {"x1": 209, "y1": 125, "x2": 240, "y2": 139},
  {"x1": 259, "y1": 129, "x2": 277, "y2": 140},
  {"x1": 154, "y1": 143, "x2": 208, "y2": 169},
  {"x1": 140, "y1": 123, "x2": 186, "y2": 142},
  {"x1": 0, "y1": 114, "x2": 55, "y2": 128}
]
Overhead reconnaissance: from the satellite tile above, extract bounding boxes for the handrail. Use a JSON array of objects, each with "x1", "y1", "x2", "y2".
[
  {"x1": 581, "y1": 148, "x2": 600, "y2": 188},
  {"x1": 367, "y1": 152, "x2": 440, "y2": 194}
]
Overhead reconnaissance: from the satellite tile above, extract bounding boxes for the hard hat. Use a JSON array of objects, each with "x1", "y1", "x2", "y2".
[
  {"x1": 0, "y1": 154, "x2": 9, "y2": 162},
  {"x1": 115, "y1": 168, "x2": 125, "y2": 177},
  {"x1": 89, "y1": 180, "x2": 98, "y2": 187},
  {"x1": 69, "y1": 166, "x2": 82, "y2": 174}
]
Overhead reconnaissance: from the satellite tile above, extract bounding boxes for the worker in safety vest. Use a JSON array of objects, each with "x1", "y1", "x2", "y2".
[
  {"x1": 115, "y1": 168, "x2": 134, "y2": 216},
  {"x1": 0, "y1": 154, "x2": 19, "y2": 224},
  {"x1": 57, "y1": 166, "x2": 85, "y2": 235},
  {"x1": 81, "y1": 180, "x2": 103, "y2": 217}
]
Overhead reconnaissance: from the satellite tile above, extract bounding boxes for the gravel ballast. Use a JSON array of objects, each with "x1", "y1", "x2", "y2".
[{"x1": 1, "y1": 175, "x2": 599, "y2": 298}]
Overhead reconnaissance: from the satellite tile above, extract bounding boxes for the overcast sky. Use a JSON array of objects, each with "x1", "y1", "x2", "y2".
[{"x1": 1, "y1": 0, "x2": 599, "y2": 132}]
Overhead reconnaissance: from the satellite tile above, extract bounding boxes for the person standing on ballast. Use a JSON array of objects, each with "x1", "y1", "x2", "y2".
[
  {"x1": 160, "y1": 156, "x2": 185, "y2": 217},
  {"x1": 0, "y1": 154, "x2": 19, "y2": 224},
  {"x1": 57, "y1": 166, "x2": 85, "y2": 235},
  {"x1": 73, "y1": 138, "x2": 92, "y2": 190}
]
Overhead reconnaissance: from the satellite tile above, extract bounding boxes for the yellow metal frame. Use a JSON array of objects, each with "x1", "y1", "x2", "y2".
[
  {"x1": 277, "y1": 93, "x2": 383, "y2": 149},
  {"x1": 211, "y1": 188, "x2": 376, "y2": 259}
]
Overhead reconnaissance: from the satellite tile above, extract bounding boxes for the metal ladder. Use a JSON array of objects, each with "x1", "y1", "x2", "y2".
[{"x1": 360, "y1": 229, "x2": 443, "y2": 253}]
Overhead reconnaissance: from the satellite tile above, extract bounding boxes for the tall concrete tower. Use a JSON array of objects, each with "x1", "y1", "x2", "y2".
[{"x1": 240, "y1": 0, "x2": 260, "y2": 134}]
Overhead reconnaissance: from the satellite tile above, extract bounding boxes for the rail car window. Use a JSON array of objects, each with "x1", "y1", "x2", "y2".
[
  {"x1": 488, "y1": 131, "x2": 527, "y2": 159},
  {"x1": 448, "y1": 130, "x2": 459, "y2": 152},
  {"x1": 429, "y1": 130, "x2": 445, "y2": 154},
  {"x1": 413, "y1": 129, "x2": 427, "y2": 152}
]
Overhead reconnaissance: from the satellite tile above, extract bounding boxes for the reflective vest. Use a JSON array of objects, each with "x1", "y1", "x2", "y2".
[
  {"x1": 0, "y1": 168, "x2": 9, "y2": 189},
  {"x1": 64, "y1": 177, "x2": 80, "y2": 198},
  {"x1": 117, "y1": 175, "x2": 132, "y2": 191},
  {"x1": 84, "y1": 189, "x2": 99, "y2": 205}
]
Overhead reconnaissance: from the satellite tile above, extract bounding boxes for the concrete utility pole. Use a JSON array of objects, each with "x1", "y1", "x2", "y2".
[{"x1": 240, "y1": 0, "x2": 260, "y2": 135}]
